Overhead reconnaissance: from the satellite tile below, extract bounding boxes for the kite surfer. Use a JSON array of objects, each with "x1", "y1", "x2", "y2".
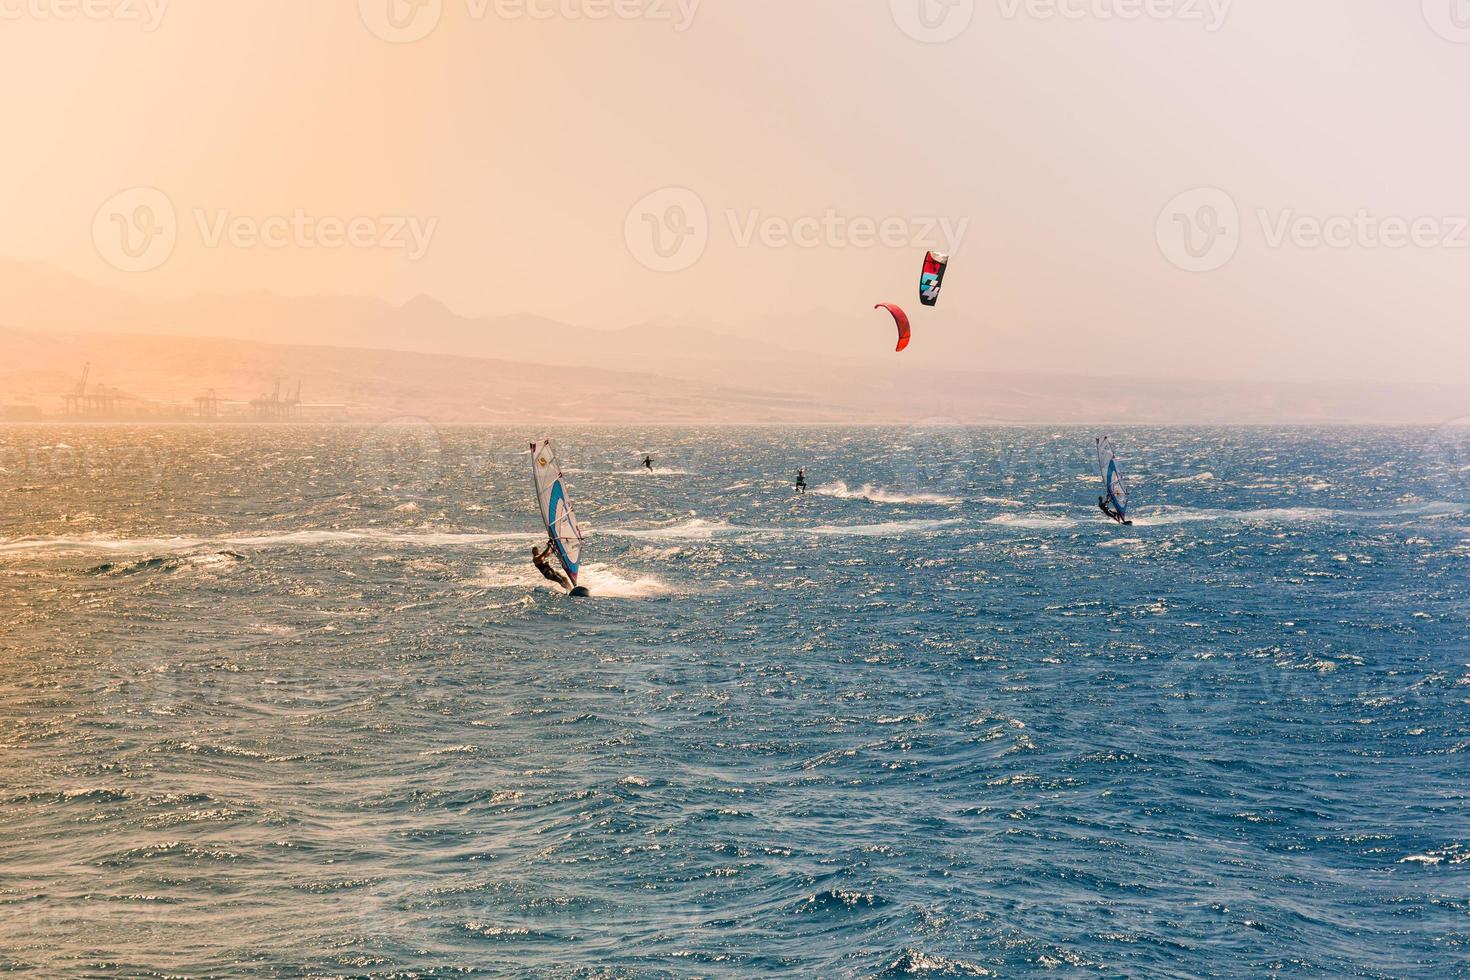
[
  {"x1": 532, "y1": 541, "x2": 572, "y2": 592},
  {"x1": 643, "y1": 454, "x2": 655, "y2": 472},
  {"x1": 796, "y1": 469, "x2": 807, "y2": 495}
]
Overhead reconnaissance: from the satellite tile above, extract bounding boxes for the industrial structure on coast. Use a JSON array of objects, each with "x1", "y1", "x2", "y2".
[{"x1": 0, "y1": 364, "x2": 346, "y2": 422}]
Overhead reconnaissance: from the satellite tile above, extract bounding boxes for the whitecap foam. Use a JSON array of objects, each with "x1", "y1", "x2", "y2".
[
  {"x1": 986, "y1": 514, "x2": 1078, "y2": 530},
  {"x1": 802, "y1": 519, "x2": 962, "y2": 537},
  {"x1": 975, "y1": 495, "x2": 1025, "y2": 508},
  {"x1": 0, "y1": 534, "x2": 210, "y2": 556},
  {"x1": 604, "y1": 517, "x2": 960, "y2": 542},
  {"x1": 420, "y1": 744, "x2": 478, "y2": 757},
  {"x1": 576, "y1": 563, "x2": 673, "y2": 599},
  {"x1": 249, "y1": 529, "x2": 537, "y2": 548},
  {"x1": 469, "y1": 561, "x2": 671, "y2": 599},
  {"x1": 1129, "y1": 506, "x2": 1334, "y2": 527},
  {"x1": 1236, "y1": 507, "x2": 1339, "y2": 523},
  {"x1": 604, "y1": 518, "x2": 734, "y2": 541},
  {"x1": 0, "y1": 528, "x2": 538, "y2": 558},
  {"x1": 812, "y1": 481, "x2": 962, "y2": 506},
  {"x1": 1127, "y1": 507, "x2": 1220, "y2": 527},
  {"x1": 566, "y1": 467, "x2": 693, "y2": 476},
  {"x1": 1133, "y1": 501, "x2": 1469, "y2": 527}
]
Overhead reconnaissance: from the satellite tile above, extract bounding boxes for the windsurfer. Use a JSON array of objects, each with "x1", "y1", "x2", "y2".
[
  {"x1": 532, "y1": 541, "x2": 572, "y2": 592},
  {"x1": 1098, "y1": 496, "x2": 1128, "y2": 525}
]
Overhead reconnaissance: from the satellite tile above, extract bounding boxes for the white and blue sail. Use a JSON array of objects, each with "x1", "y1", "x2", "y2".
[
  {"x1": 530, "y1": 439, "x2": 584, "y2": 585},
  {"x1": 1096, "y1": 436, "x2": 1131, "y2": 521}
]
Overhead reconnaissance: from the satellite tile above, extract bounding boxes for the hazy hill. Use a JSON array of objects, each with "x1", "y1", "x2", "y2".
[
  {"x1": 0, "y1": 326, "x2": 836, "y2": 423},
  {"x1": 1, "y1": 261, "x2": 1466, "y2": 423}
]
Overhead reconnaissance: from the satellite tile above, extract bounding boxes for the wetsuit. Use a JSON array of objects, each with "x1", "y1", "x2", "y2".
[
  {"x1": 532, "y1": 542, "x2": 572, "y2": 591},
  {"x1": 796, "y1": 471, "x2": 807, "y2": 495}
]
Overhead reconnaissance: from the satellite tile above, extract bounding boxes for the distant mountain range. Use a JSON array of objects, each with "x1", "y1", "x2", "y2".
[{"x1": 0, "y1": 260, "x2": 1465, "y2": 424}]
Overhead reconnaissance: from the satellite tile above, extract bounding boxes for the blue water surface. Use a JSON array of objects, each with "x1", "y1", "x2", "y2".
[{"x1": 1, "y1": 425, "x2": 1467, "y2": 977}]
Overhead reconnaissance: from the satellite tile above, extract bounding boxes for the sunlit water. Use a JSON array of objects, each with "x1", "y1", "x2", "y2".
[{"x1": 1, "y1": 424, "x2": 1468, "y2": 977}]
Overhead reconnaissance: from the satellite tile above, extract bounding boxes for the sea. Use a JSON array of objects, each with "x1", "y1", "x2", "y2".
[{"x1": 1, "y1": 423, "x2": 1467, "y2": 978}]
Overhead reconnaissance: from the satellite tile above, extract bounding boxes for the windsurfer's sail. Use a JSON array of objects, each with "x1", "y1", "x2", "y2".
[
  {"x1": 530, "y1": 439, "x2": 584, "y2": 585},
  {"x1": 920, "y1": 251, "x2": 949, "y2": 307},
  {"x1": 1096, "y1": 437, "x2": 1131, "y2": 521}
]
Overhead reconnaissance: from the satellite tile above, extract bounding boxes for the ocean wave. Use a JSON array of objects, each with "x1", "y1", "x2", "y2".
[
  {"x1": 1132, "y1": 501, "x2": 1468, "y2": 526},
  {"x1": 813, "y1": 482, "x2": 962, "y2": 506},
  {"x1": 576, "y1": 563, "x2": 673, "y2": 599},
  {"x1": 420, "y1": 744, "x2": 478, "y2": 757},
  {"x1": 11, "y1": 517, "x2": 966, "y2": 561},
  {"x1": 603, "y1": 518, "x2": 735, "y2": 541},
  {"x1": 3, "y1": 427, "x2": 1460, "y2": 978},
  {"x1": 792, "y1": 888, "x2": 890, "y2": 914},
  {"x1": 565, "y1": 467, "x2": 694, "y2": 476},
  {"x1": 0, "y1": 528, "x2": 538, "y2": 557},
  {"x1": 975, "y1": 495, "x2": 1025, "y2": 508},
  {"x1": 804, "y1": 519, "x2": 963, "y2": 537},
  {"x1": 86, "y1": 551, "x2": 246, "y2": 577},
  {"x1": 986, "y1": 514, "x2": 1078, "y2": 530},
  {"x1": 604, "y1": 517, "x2": 962, "y2": 541},
  {"x1": 467, "y1": 561, "x2": 672, "y2": 599},
  {"x1": 883, "y1": 949, "x2": 995, "y2": 976},
  {"x1": 467, "y1": 564, "x2": 557, "y2": 591}
]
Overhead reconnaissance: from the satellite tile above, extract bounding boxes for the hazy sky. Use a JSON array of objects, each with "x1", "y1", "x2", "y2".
[{"x1": 1, "y1": 0, "x2": 1467, "y2": 383}]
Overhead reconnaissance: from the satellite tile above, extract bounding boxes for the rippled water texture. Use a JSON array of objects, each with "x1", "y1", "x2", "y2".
[{"x1": 1, "y1": 424, "x2": 1468, "y2": 977}]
